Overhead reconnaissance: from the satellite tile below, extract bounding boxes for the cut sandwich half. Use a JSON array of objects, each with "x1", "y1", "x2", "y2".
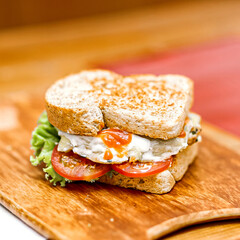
[{"x1": 30, "y1": 69, "x2": 201, "y2": 194}]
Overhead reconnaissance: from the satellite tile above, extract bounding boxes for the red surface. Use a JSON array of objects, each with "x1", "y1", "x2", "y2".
[{"x1": 104, "y1": 39, "x2": 240, "y2": 136}]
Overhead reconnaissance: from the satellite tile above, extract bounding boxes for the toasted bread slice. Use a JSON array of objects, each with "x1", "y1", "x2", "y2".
[
  {"x1": 98, "y1": 143, "x2": 198, "y2": 194},
  {"x1": 45, "y1": 70, "x2": 193, "y2": 139}
]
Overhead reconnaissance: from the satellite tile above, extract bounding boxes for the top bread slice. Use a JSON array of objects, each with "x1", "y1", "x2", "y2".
[{"x1": 45, "y1": 69, "x2": 193, "y2": 139}]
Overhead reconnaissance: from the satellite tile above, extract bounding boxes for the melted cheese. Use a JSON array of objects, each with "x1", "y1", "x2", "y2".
[{"x1": 58, "y1": 113, "x2": 201, "y2": 164}]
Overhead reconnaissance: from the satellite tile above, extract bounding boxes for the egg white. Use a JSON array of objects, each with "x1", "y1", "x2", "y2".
[{"x1": 58, "y1": 113, "x2": 201, "y2": 164}]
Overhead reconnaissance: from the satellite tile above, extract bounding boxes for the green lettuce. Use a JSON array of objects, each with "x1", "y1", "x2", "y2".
[{"x1": 30, "y1": 112, "x2": 71, "y2": 186}]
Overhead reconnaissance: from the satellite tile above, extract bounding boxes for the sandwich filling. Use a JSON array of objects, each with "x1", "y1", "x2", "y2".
[
  {"x1": 30, "y1": 112, "x2": 201, "y2": 186},
  {"x1": 30, "y1": 71, "x2": 201, "y2": 188},
  {"x1": 58, "y1": 113, "x2": 201, "y2": 164}
]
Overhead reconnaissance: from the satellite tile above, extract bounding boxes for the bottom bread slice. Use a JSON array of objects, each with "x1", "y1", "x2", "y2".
[{"x1": 98, "y1": 143, "x2": 198, "y2": 194}]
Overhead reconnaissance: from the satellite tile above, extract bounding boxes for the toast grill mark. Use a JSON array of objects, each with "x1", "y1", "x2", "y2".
[{"x1": 98, "y1": 129, "x2": 132, "y2": 160}]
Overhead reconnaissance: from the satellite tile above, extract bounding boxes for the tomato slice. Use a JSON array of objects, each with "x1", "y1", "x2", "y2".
[
  {"x1": 112, "y1": 157, "x2": 173, "y2": 178},
  {"x1": 51, "y1": 145, "x2": 111, "y2": 181}
]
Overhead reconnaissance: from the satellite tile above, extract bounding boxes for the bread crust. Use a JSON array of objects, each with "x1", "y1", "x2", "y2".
[
  {"x1": 98, "y1": 143, "x2": 198, "y2": 194},
  {"x1": 45, "y1": 70, "x2": 119, "y2": 135},
  {"x1": 46, "y1": 101, "x2": 104, "y2": 136},
  {"x1": 45, "y1": 70, "x2": 193, "y2": 139}
]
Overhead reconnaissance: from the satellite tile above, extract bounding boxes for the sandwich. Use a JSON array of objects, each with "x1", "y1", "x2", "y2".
[{"x1": 30, "y1": 69, "x2": 201, "y2": 194}]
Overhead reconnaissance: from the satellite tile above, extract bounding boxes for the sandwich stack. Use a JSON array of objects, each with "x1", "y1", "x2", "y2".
[{"x1": 30, "y1": 69, "x2": 201, "y2": 194}]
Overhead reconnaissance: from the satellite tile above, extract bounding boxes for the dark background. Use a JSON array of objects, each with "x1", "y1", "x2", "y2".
[{"x1": 0, "y1": 0, "x2": 169, "y2": 29}]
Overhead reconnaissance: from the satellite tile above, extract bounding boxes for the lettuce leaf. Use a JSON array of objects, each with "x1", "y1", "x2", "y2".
[{"x1": 30, "y1": 112, "x2": 71, "y2": 186}]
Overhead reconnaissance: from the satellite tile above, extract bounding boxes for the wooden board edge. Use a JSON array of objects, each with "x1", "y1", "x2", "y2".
[
  {"x1": 0, "y1": 192, "x2": 65, "y2": 240},
  {"x1": 147, "y1": 208, "x2": 240, "y2": 240},
  {"x1": 202, "y1": 122, "x2": 240, "y2": 155}
]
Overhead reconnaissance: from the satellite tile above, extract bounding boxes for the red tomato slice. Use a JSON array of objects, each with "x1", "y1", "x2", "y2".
[
  {"x1": 112, "y1": 157, "x2": 173, "y2": 178},
  {"x1": 51, "y1": 145, "x2": 111, "y2": 181}
]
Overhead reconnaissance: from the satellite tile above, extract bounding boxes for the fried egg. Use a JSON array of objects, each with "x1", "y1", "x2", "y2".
[{"x1": 58, "y1": 113, "x2": 201, "y2": 164}]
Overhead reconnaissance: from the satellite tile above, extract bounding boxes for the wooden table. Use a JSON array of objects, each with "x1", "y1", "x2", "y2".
[{"x1": 1, "y1": 0, "x2": 240, "y2": 239}]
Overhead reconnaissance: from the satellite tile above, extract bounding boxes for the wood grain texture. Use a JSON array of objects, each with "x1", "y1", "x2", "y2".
[
  {"x1": 147, "y1": 208, "x2": 240, "y2": 239},
  {"x1": 0, "y1": 94, "x2": 240, "y2": 239},
  {"x1": 162, "y1": 220, "x2": 240, "y2": 240}
]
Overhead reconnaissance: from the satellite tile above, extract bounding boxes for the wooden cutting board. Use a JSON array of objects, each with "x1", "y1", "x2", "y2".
[{"x1": 0, "y1": 93, "x2": 240, "y2": 240}]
